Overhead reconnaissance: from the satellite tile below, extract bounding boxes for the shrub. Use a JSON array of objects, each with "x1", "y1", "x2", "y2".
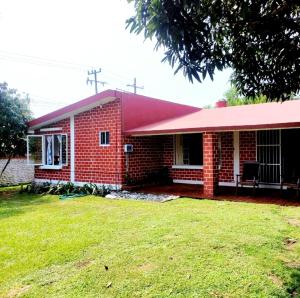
[{"x1": 23, "y1": 182, "x2": 111, "y2": 196}]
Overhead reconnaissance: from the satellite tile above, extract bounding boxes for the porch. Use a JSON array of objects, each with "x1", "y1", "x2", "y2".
[
  {"x1": 135, "y1": 183, "x2": 300, "y2": 207},
  {"x1": 126, "y1": 128, "x2": 300, "y2": 199}
]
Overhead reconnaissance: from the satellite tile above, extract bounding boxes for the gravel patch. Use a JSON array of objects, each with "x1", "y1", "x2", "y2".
[{"x1": 105, "y1": 190, "x2": 179, "y2": 202}]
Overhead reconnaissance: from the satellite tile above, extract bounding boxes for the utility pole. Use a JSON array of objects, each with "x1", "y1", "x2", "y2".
[
  {"x1": 87, "y1": 68, "x2": 106, "y2": 94},
  {"x1": 127, "y1": 77, "x2": 144, "y2": 94}
]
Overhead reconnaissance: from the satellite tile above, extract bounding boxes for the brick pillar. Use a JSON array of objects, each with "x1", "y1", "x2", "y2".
[{"x1": 203, "y1": 132, "x2": 219, "y2": 197}]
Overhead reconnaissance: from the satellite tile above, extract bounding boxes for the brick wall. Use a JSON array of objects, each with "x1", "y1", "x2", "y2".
[
  {"x1": 123, "y1": 136, "x2": 165, "y2": 183},
  {"x1": 240, "y1": 131, "x2": 256, "y2": 175},
  {"x1": 161, "y1": 135, "x2": 203, "y2": 181},
  {"x1": 35, "y1": 118, "x2": 71, "y2": 181},
  {"x1": 203, "y1": 132, "x2": 219, "y2": 197},
  {"x1": 34, "y1": 100, "x2": 123, "y2": 186},
  {"x1": 219, "y1": 132, "x2": 234, "y2": 182},
  {"x1": 75, "y1": 100, "x2": 123, "y2": 185},
  {"x1": 32, "y1": 98, "x2": 257, "y2": 189},
  {"x1": 0, "y1": 158, "x2": 34, "y2": 185}
]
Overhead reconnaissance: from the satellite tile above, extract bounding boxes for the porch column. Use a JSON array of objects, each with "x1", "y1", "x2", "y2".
[{"x1": 203, "y1": 132, "x2": 219, "y2": 197}]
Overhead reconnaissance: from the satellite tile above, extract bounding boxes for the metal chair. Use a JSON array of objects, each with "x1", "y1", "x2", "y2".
[{"x1": 236, "y1": 161, "x2": 260, "y2": 195}]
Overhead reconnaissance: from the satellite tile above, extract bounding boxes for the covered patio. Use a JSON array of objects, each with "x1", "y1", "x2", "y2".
[{"x1": 126, "y1": 100, "x2": 300, "y2": 200}]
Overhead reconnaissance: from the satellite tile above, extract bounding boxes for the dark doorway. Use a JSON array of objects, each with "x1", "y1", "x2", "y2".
[{"x1": 281, "y1": 129, "x2": 300, "y2": 182}]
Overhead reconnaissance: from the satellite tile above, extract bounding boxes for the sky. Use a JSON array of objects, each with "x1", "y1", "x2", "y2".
[{"x1": 0, "y1": 0, "x2": 232, "y2": 117}]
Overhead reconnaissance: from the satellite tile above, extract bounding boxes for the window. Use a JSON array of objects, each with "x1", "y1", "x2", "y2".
[
  {"x1": 27, "y1": 135, "x2": 44, "y2": 165},
  {"x1": 99, "y1": 131, "x2": 110, "y2": 146},
  {"x1": 175, "y1": 134, "x2": 203, "y2": 166},
  {"x1": 44, "y1": 134, "x2": 68, "y2": 166},
  {"x1": 27, "y1": 134, "x2": 68, "y2": 167},
  {"x1": 257, "y1": 130, "x2": 280, "y2": 183}
]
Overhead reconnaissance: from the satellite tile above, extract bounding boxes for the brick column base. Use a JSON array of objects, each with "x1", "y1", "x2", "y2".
[{"x1": 203, "y1": 132, "x2": 219, "y2": 198}]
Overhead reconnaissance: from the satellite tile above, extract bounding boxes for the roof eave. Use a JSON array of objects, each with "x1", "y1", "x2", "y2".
[
  {"x1": 126, "y1": 122, "x2": 300, "y2": 136},
  {"x1": 28, "y1": 90, "x2": 119, "y2": 129}
]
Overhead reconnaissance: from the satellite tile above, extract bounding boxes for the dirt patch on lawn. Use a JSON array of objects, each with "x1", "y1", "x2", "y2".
[
  {"x1": 284, "y1": 238, "x2": 298, "y2": 250},
  {"x1": 137, "y1": 263, "x2": 157, "y2": 273},
  {"x1": 6, "y1": 285, "x2": 31, "y2": 297},
  {"x1": 268, "y1": 274, "x2": 283, "y2": 287},
  {"x1": 75, "y1": 259, "x2": 92, "y2": 269},
  {"x1": 287, "y1": 218, "x2": 300, "y2": 227}
]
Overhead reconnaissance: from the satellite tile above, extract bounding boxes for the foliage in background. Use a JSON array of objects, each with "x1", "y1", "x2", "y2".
[
  {"x1": 0, "y1": 82, "x2": 32, "y2": 176},
  {"x1": 127, "y1": 0, "x2": 300, "y2": 101},
  {"x1": 224, "y1": 85, "x2": 268, "y2": 106}
]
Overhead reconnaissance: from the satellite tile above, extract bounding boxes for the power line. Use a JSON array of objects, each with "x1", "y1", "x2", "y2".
[{"x1": 0, "y1": 50, "x2": 135, "y2": 82}]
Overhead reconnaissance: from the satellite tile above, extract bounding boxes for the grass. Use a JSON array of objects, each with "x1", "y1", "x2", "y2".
[{"x1": 0, "y1": 187, "x2": 300, "y2": 297}]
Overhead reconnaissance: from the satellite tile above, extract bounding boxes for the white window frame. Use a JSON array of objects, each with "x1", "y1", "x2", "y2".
[
  {"x1": 26, "y1": 133, "x2": 68, "y2": 169},
  {"x1": 99, "y1": 131, "x2": 110, "y2": 146},
  {"x1": 27, "y1": 135, "x2": 45, "y2": 166},
  {"x1": 173, "y1": 133, "x2": 203, "y2": 168}
]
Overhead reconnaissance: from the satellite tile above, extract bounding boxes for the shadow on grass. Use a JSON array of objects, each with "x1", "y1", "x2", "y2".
[
  {"x1": 0, "y1": 188, "x2": 54, "y2": 220},
  {"x1": 287, "y1": 268, "x2": 300, "y2": 297}
]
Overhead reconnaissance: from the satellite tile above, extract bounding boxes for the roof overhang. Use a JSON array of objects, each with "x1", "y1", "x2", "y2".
[
  {"x1": 125, "y1": 100, "x2": 300, "y2": 136},
  {"x1": 126, "y1": 122, "x2": 300, "y2": 136},
  {"x1": 28, "y1": 90, "x2": 119, "y2": 129}
]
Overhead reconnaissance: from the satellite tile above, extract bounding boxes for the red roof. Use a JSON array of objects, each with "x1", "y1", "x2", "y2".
[
  {"x1": 28, "y1": 89, "x2": 200, "y2": 129},
  {"x1": 127, "y1": 100, "x2": 300, "y2": 135}
]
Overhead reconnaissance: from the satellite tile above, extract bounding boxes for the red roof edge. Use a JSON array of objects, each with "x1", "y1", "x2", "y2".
[
  {"x1": 28, "y1": 89, "x2": 119, "y2": 128},
  {"x1": 126, "y1": 122, "x2": 300, "y2": 136}
]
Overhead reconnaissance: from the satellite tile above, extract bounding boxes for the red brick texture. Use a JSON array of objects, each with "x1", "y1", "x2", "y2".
[
  {"x1": 123, "y1": 135, "x2": 165, "y2": 183},
  {"x1": 35, "y1": 118, "x2": 71, "y2": 181},
  {"x1": 74, "y1": 100, "x2": 123, "y2": 185},
  {"x1": 162, "y1": 136, "x2": 203, "y2": 181},
  {"x1": 240, "y1": 131, "x2": 256, "y2": 175},
  {"x1": 219, "y1": 132, "x2": 234, "y2": 182},
  {"x1": 33, "y1": 98, "x2": 257, "y2": 193},
  {"x1": 203, "y1": 132, "x2": 219, "y2": 197}
]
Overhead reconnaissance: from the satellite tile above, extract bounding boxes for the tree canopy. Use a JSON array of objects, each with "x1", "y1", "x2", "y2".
[
  {"x1": 0, "y1": 82, "x2": 32, "y2": 175},
  {"x1": 224, "y1": 85, "x2": 268, "y2": 106},
  {"x1": 127, "y1": 0, "x2": 300, "y2": 101}
]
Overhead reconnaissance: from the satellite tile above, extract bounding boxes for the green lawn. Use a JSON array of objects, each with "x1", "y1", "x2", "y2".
[{"x1": 0, "y1": 187, "x2": 300, "y2": 297}]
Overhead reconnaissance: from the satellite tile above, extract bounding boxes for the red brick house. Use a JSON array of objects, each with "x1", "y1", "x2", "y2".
[{"x1": 27, "y1": 90, "x2": 300, "y2": 197}]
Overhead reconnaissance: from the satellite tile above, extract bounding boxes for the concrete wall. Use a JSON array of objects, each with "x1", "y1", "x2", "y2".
[{"x1": 0, "y1": 158, "x2": 34, "y2": 186}]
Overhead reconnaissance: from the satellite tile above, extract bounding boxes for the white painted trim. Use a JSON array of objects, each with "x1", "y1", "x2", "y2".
[
  {"x1": 28, "y1": 130, "x2": 34, "y2": 134},
  {"x1": 172, "y1": 165, "x2": 203, "y2": 170},
  {"x1": 39, "y1": 165, "x2": 62, "y2": 170},
  {"x1": 219, "y1": 181, "x2": 235, "y2": 187},
  {"x1": 70, "y1": 116, "x2": 75, "y2": 183},
  {"x1": 40, "y1": 127, "x2": 62, "y2": 132},
  {"x1": 233, "y1": 131, "x2": 240, "y2": 182},
  {"x1": 218, "y1": 181, "x2": 284, "y2": 189},
  {"x1": 173, "y1": 179, "x2": 284, "y2": 190},
  {"x1": 33, "y1": 178, "x2": 121, "y2": 190},
  {"x1": 173, "y1": 179, "x2": 203, "y2": 185},
  {"x1": 27, "y1": 135, "x2": 44, "y2": 166}
]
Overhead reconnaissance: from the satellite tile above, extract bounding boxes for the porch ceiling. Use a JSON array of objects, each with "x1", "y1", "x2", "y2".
[{"x1": 126, "y1": 100, "x2": 300, "y2": 136}]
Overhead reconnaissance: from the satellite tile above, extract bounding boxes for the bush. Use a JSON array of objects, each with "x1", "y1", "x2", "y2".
[{"x1": 23, "y1": 182, "x2": 111, "y2": 196}]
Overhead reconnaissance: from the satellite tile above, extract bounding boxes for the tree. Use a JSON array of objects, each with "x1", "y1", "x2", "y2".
[
  {"x1": 224, "y1": 85, "x2": 268, "y2": 106},
  {"x1": 127, "y1": 0, "x2": 300, "y2": 101},
  {"x1": 0, "y1": 82, "x2": 32, "y2": 177}
]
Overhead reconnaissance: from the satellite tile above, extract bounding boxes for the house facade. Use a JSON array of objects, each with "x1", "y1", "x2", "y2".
[{"x1": 27, "y1": 90, "x2": 300, "y2": 197}]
